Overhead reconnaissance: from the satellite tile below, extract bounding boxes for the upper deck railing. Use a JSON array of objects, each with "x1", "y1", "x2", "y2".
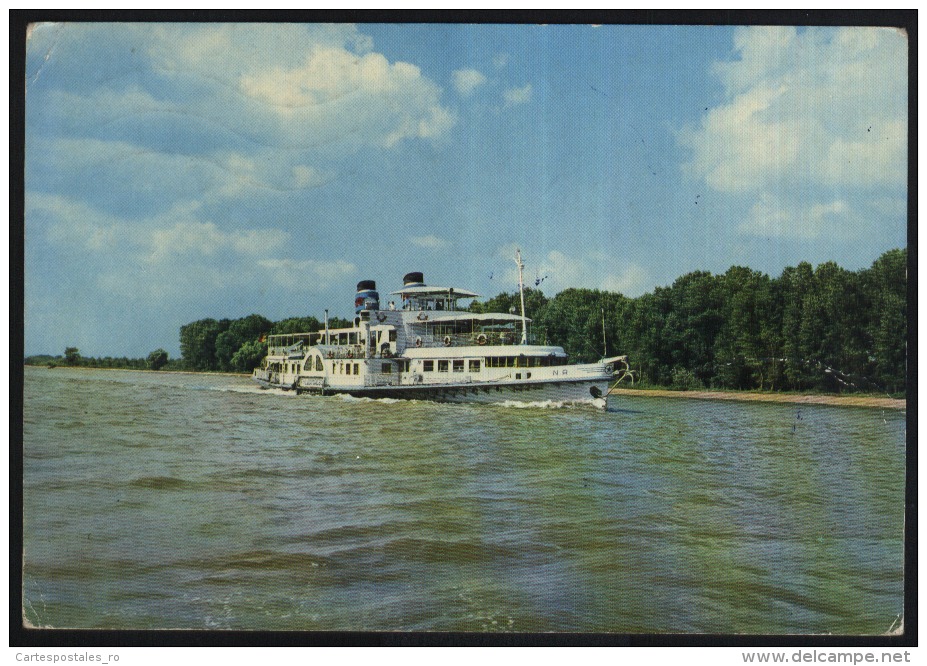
[{"x1": 267, "y1": 328, "x2": 548, "y2": 358}]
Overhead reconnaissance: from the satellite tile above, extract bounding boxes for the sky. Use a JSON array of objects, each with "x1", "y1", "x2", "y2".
[{"x1": 24, "y1": 23, "x2": 908, "y2": 358}]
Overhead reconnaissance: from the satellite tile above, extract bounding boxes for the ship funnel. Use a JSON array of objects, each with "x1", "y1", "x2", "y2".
[
  {"x1": 403, "y1": 271, "x2": 425, "y2": 287},
  {"x1": 355, "y1": 280, "x2": 380, "y2": 313}
]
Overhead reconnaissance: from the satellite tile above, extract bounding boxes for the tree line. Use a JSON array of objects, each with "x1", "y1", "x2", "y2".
[
  {"x1": 471, "y1": 248, "x2": 904, "y2": 395},
  {"x1": 176, "y1": 248, "x2": 908, "y2": 394},
  {"x1": 26, "y1": 249, "x2": 906, "y2": 395},
  {"x1": 25, "y1": 347, "x2": 178, "y2": 371},
  {"x1": 177, "y1": 314, "x2": 353, "y2": 373},
  {"x1": 199, "y1": 249, "x2": 904, "y2": 394}
]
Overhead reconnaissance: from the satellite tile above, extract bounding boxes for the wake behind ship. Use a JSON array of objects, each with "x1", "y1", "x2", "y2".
[{"x1": 253, "y1": 259, "x2": 629, "y2": 404}]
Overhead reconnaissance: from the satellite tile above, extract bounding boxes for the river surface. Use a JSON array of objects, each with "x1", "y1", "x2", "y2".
[{"x1": 21, "y1": 366, "x2": 906, "y2": 633}]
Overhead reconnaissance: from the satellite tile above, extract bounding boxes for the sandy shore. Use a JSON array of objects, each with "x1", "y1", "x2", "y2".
[{"x1": 608, "y1": 387, "x2": 906, "y2": 410}]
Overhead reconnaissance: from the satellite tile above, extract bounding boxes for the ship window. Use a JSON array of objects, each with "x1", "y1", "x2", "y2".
[
  {"x1": 469, "y1": 360, "x2": 480, "y2": 372},
  {"x1": 527, "y1": 372, "x2": 532, "y2": 379},
  {"x1": 438, "y1": 360, "x2": 449, "y2": 373},
  {"x1": 389, "y1": 330, "x2": 397, "y2": 342},
  {"x1": 354, "y1": 363, "x2": 359, "y2": 375},
  {"x1": 516, "y1": 373, "x2": 522, "y2": 380},
  {"x1": 423, "y1": 360, "x2": 434, "y2": 372},
  {"x1": 316, "y1": 356, "x2": 323, "y2": 372},
  {"x1": 453, "y1": 360, "x2": 464, "y2": 373},
  {"x1": 383, "y1": 363, "x2": 392, "y2": 374}
]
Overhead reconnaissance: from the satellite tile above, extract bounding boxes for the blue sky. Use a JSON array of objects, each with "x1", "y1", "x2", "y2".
[{"x1": 24, "y1": 23, "x2": 908, "y2": 357}]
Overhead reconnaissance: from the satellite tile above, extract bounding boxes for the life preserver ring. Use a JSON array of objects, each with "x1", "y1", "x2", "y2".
[
  {"x1": 415, "y1": 337, "x2": 423, "y2": 348},
  {"x1": 417, "y1": 312, "x2": 428, "y2": 321},
  {"x1": 377, "y1": 313, "x2": 387, "y2": 322},
  {"x1": 604, "y1": 363, "x2": 613, "y2": 374},
  {"x1": 477, "y1": 334, "x2": 487, "y2": 346},
  {"x1": 443, "y1": 336, "x2": 452, "y2": 347}
]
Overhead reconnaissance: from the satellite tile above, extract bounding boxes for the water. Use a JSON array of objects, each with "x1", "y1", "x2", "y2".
[{"x1": 21, "y1": 366, "x2": 906, "y2": 633}]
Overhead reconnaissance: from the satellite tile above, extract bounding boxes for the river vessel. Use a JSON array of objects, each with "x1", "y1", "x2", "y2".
[{"x1": 253, "y1": 251, "x2": 630, "y2": 404}]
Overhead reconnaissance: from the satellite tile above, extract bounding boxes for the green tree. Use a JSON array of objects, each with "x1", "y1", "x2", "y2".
[
  {"x1": 64, "y1": 347, "x2": 81, "y2": 366},
  {"x1": 147, "y1": 348, "x2": 169, "y2": 371},
  {"x1": 230, "y1": 339, "x2": 268, "y2": 372},
  {"x1": 538, "y1": 288, "x2": 627, "y2": 362},
  {"x1": 660, "y1": 272, "x2": 723, "y2": 387},
  {"x1": 779, "y1": 262, "x2": 815, "y2": 390},
  {"x1": 470, "y1": 288, "x2": 549, "y2": 345},
  {"x1": 214, "y1": 314, "x2": 273, "y2": 371},
  {"x1": 619, "y1": 292, "x2": 664, "y2": 386},
  {"x1": 797, "y1": 262, "x2": 861, "y2": 392},
  {"x1": 179, "y1": 319, "x2": 225, "y2": 371},
  {"x1": 714, "y1": 267, "x2": 780, "y2": 389},
  {"x1": 271, "y1": 317, "x2": 323, "y2": 335},
  {"x1": 863, "y1": 248, "x2": 907, "y2": 393}
]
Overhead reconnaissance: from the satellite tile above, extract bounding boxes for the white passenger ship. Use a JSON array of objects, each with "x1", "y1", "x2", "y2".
[{"x1": 253, "y1": 252, "x2": 630, "y2": 404}]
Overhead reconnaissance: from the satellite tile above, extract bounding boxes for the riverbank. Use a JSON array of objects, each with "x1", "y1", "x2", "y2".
[
  {"x1": 24, "y1": 364, "x2": 251, "y2": 378},
  {"x1": 608, "y1": 387, "x2": 906, "y2": 410}
]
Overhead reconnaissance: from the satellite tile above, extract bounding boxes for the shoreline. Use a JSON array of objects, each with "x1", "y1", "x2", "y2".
[
  {"x1": 24, "y1": 364, "x2": 252, "y2": 378},
  {"x1": 608, "y1": 387, "x2": 906, "y2": 410},
  {"x1": 28, "y1": 366, "x2": 905, "y2": 409}
]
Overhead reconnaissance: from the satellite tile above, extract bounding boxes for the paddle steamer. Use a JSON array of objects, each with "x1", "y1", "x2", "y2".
[{"x1": 253, "y1": 251, "x2": 629, "y2": 404}]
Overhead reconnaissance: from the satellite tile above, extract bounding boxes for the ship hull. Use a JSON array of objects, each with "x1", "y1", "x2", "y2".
[{"x1": 255, "y1": 374, "x2": 610, "y2": 405}]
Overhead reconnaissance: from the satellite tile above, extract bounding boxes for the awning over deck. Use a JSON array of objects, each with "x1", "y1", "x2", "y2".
[
  {"x1": 389, "y1": 285, "x2": 480, "y2": 298},
  {"x1": 425, "y1": 313, "x2": 532, "y2": 324}
]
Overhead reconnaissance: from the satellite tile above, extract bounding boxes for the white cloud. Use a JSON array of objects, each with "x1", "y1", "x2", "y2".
[
  {"x1": 35, "y1": 24, "x2": 456, "y2": 157},
  {"x1": 146, "y1": 23, "x2": 374, "y2": 84},
  {"x1": 539, "y1": 250, "x2": 649, "y2": 296},
  {"x1": 741, "y1": 193, "x2": 865, "y2": 240},
  {"x1": 145, "y1": 220, "x2": 287, "y2": 263},
  {"x1": 256, "y1": 258, "x2": 356, "y2": 290},
  {"x1": 452, "y1": 68, "x2": 487, "y2": 97},
  {"x1": 493, "y1": 53, "x2": 509, "y2": 69},
  {"x1": 600, "y1": 264, "x2": 651, "y2": 296},
  {"x1": 493, "y1": 246, "x2": 650, "y2": 296},
  {"x1": 409, "y1": 234, "x2": 450, "y2": 249},
  {"x1": 502, "y1": 83, "x2": 533, "y2": 108},
  {"x1": 680, "y1": 26, "x2": 907, "y2": 194},
  {"x1": 31, "y1": 193, "x2": 121, "y2": 251},
  {"x1": 27, "y1": 191, "x2": 354, "y2": 298},
  {"x1": 29, "y1": 135, "x2": 335, "y2": 207},
  {"x1": 234, "y1": 42, "x2": 456, "y2": 148},
  {"x1": 291, "y1": 165, "x2": 334, "y2": 189},
  {"x1": 680, "y1": 26, "x2": 906, "y2": 243}
]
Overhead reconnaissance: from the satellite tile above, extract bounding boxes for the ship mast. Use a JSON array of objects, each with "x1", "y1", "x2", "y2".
[{"x1": 514, "y1": 248, "x2": 528, "y2": 345}]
